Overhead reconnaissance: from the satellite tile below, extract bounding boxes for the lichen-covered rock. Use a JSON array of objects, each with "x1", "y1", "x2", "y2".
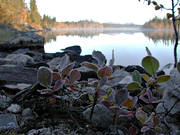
[
  {"x1": 7, "y1": 104, "x2": 21, "y2": 113},
  {"x1": 6, "y1": 54, "x2": 34, "y2": 66}
]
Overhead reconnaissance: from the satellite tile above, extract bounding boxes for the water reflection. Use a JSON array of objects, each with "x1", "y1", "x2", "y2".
[
  {"x1": 41, "y1": 28, "x2": 177, "y2": 45},
  {"x1": 43, "y1": 28, "x2": 180, "y2": 68}
]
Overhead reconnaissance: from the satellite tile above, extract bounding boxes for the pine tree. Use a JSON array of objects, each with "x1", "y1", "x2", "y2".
[{"x1": 30, "y1": 0, "x2": 41, "y2": 25}]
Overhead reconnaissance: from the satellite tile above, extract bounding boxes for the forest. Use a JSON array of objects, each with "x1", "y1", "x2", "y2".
[{"x1": 0, "y1": 0, "x2": 173, "y2": 31}]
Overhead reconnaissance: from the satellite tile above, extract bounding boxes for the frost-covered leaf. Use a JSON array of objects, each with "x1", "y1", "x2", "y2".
[
  {"x1": 161, "y1": 63, "x2": 173, "y2": 71},
  {"x1": 156, "y1": 75, "x2": 170, "y2": 83},
  {"x1": 129, "y1": 126, "x2": 137, "y2": 135},
  {"x1": 126, "y1": 82, "x2": 141, "y2": 90},
  {"x1": 141, "y1": 126, "x2": 150, "y2": 133},
  {"x1": 69, "y1": 69, "x2": 81, "y2": 83},
  {"x1": 108, "y1": 69, "x2": 131, "y2": 86},
  {"x1": 109, "y1": 49, "x2": 115, "y2": 66},
  {"x1": 115, "y1": 89, "x2": 128, "y2": 106},
  {"x1": 61, "y1": 62, "x2": 75, "y2": 78},
  {"x1": 96, "y1": 88, "x2": 106, "y2": 96},
  {"x1": 136, "y1": 108, "x2": 148, "y2": 124},
  {"x1": 142, "y1": 74, "x2": 150, "y2": 82},
  {"x1": 37, "y1": 67, "x2": 53, "y2": 87},
  {"x1": 142, "y1": 56, "x2": 159, "y2": 76},
  {"x1": 69, "y1": 85, "x2": 79, "y2": 91},
  {"x1": 80, "y1": 62, "x2": 99, "y2": 72},
  {"x1": 109, "y1": 105, "x2": 120, "y2": 111},
  {"x1": 37, "y1": 89, "x2": 53, "y2": 95},
  {"x1": 145, "y1": 47, "x2": 152, "y2": 56},
  {"x1": 52, "y1": 72, "x2": 61, "y2": 80},
  {"x1": 56, "y1": 54, "x2": 70, "y2": 70},
  {"x1": 98, "y1": 66, "x2": 112, "y2": 78},
  {"x1": 100, "y1": 99, "x2": 112, "y2": 108},
  {"x1": 98, "y1": 76, "x2": 108, "y2": 88},
  {"x1": 92, "y1": 50, "x2": 106, "y2": 66},
  {"x1": 122, "y1": 97, "x2": 138, "y2": 110},
  {"x1": 132, "y1": 70, "x2": 142, "y2": 84},
  {"x1": 53, "y1": 80, "x2": 65, "y2": 91},
  {"x1": 153, "y1": 116, "x2": 160, "y2": 127}
]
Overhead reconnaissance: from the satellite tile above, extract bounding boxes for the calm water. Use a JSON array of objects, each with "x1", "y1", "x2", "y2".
[{"x1": 44, "y1": 29, "x2": 180, "y2": 68}]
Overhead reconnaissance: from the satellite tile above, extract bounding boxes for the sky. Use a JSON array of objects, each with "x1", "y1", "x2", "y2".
[{"x1": 25, "y1": 0, "x2": 170, "y2": 25}]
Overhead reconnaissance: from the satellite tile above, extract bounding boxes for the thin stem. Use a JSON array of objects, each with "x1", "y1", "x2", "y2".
[{"x1": 172, "y1": 0, "x2": 179, "y2": 67}]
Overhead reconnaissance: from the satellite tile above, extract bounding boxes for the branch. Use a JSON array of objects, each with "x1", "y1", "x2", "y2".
[{"x1": 174, "y1": 0, "x2": 180, "y2": 8}]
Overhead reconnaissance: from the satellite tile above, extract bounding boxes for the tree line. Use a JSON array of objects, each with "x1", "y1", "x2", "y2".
[
  {"x1": 0, "y1": 0, "x2": 103, "y2": 30},
  {"x1": 143, "y1": 16, "x2": 173, "y2": 29}
]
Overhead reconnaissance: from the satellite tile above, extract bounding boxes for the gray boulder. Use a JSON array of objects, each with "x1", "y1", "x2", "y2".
[
  {"x1": 83, "y1": 103, "x2": 113, "y2": 128},
  {"x1": 6, "y1": 54, "x2": 34, "y2": 66},
  {"x1": 0, "y1": 32, "x2": 44, "y2": 51},
  {"x1": 0, "y1": 114, "x2": 19, "y2": 132}
]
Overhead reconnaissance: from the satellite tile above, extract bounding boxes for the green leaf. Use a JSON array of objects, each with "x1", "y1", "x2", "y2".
[
  {"x1": 81, "y1": 62, "x2": 99, "y2": 72},
  {"x1": 136, "y1": 108, "x2": 148, "y2": 124},
  {"x1": 107, "y1": 88, "x2": 113, "y2": 97},
  {"x1": 126, "y1": 82, "x2": 141, "y2": 90},
  {"x1": 88, "y1": 94, "x2": 94, "y2": 102},
  {"x1": 132, "y1": 70, "x2": 142, "y2": 85},
  {"x1": 177, "y1": 62, "x2": 180, "y2": 73},
  {"x1": 142, "y1": 56, "x2": 159, "y2": 76},
  {"x1": 37, "y1": 67, "x2": 52, "y2": 87},
  {"x1": 156, "y1": 75, "x2": 170, "y2": 83},
  {"x1": 142, "y1": 74, "x2": 150, "y2": 82}
]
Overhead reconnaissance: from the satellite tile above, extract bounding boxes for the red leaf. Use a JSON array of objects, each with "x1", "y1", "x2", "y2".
[
  {"x1": 61, "y1": 62, "x2": 75, "y2": 78},
  {"x1": 70, "y1": 69, "x2": 81, "y2": 83},
  {"x1": 69, "y1": 85, "x2": 79, "y2": 91},
  {"x1": 53, "y1": 80, "x2": 64, "y2": 91},
  {"x1": 100, "y1": 99, "x2": 112, "y2": 108},
  {"x1": 52, "y1": 72, "x2": 61, "y2": 80},
  {"x1": 129, "y1": 126, "x2": 137, "y2": 135},
  {"x1": 98, "y1": 66, "x2": 112, "y2": 78},
  {"x1": 96, "y1": 88, "x2": 106, "y2": 96},
  {"x1": 49, "y1": 98, "x2": 56, "y2": 104}
]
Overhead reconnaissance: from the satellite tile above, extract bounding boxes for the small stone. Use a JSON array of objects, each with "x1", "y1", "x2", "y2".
[
  {"x1": 7, "y1": 104, "x2": 21, "y2": 113},
  {"x1": 83, "y1": 103, "x2": 113, "y2": 128},
  {"x1": 22, "y1": 108, "x2": 35, "y2": 120}
]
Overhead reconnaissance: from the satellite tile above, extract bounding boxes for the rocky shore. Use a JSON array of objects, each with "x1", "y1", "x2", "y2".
[{"x1": 0, "y1": 34, "x2": 179, "y2": 135}]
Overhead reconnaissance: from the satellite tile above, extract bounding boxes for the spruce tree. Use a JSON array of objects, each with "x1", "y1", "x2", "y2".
[{"x1": 30, "y1": 0, "x2": 41, "y2": 25}]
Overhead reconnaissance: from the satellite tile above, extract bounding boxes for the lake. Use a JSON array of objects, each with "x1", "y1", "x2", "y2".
[{"x1": 43, "y1": 28, "x2": 180, "y2": 69}]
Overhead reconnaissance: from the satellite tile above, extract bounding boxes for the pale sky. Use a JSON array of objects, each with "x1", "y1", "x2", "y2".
[{"x1": 25, "y1": 0, "x2": 170, "y2": 25}]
